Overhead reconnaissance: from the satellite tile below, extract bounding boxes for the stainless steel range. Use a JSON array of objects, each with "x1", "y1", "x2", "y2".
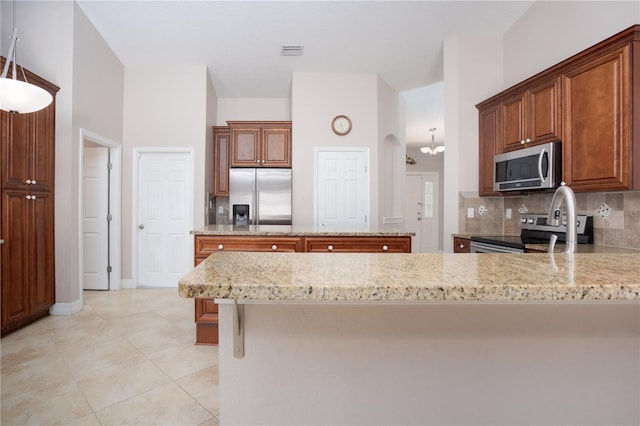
[{"x1": 470, "y1": 214, "x2": 593, "y2": 253}]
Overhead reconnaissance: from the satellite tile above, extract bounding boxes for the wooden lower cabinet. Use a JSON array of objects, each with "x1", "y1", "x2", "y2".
[{"x1": 193, "y1": 234, "x2": 412, "y2": 344}]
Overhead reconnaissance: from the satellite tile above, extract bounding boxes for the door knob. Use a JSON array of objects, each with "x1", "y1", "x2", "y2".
[{"x1": 138, "y1": 224, "x2": 144, "y2": 229}]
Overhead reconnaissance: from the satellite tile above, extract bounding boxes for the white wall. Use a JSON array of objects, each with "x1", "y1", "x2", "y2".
[
  {"x1": 442, "y1": 35, "x2": 503, "y2": 252},
  {"x1": 216, "y1": 98, "x2": 290, "y2": 125},
  {"x1": 504, "y1": 1, "x2": 640, "y2": 87},
  {"x1": 377, "y1": 76, "x2": 405, "y2": 222},
  {"x1": 291, "y1": 72, "x2": 380, "y2": 225},
  {"x1": 121, "y1": 65, "x2": 209, "y2": 281}
]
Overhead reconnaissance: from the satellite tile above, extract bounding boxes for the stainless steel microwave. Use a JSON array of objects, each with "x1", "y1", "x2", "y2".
[{"x1": 493, "y1": 142, "x2": 561, "y2": 192}]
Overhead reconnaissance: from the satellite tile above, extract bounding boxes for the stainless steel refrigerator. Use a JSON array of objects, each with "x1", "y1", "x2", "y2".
[{"x1": 229, "y1": 168, "x2": 292, "y2": 225}]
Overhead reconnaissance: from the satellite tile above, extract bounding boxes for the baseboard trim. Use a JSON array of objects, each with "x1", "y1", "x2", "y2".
[{"x1": 49, "y1": 298, "x2": 83, "y2": 316}]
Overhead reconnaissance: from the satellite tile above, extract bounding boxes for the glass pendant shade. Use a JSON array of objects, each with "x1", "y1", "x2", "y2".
[{"x1": 0, "y1": 76, "x2": 52, "y2": 113}]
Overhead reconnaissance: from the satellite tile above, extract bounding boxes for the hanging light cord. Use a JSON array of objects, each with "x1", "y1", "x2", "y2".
[{"x1": 1, "y1": 0, "x2": 30, "y2": 84}]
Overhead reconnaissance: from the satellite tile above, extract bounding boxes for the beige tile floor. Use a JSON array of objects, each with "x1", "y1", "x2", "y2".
[{"x1": 1, "y1": 289, "x2": 219, "y2": 426}]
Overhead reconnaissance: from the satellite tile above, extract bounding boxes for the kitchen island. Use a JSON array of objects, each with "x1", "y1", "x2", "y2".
[
  {"x1": 190, "y1": 225, "x2": 413, "y2": 344},
  {"x1": 179, "y1": 252, "x2": 640, "y2": 425}
]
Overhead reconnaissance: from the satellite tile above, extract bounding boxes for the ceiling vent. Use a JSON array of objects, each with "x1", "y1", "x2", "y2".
[{"x1": 281, "y1": 45, "x2": 304, "y2": 56}]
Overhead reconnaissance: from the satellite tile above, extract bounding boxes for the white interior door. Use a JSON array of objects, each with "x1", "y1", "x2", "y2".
[
  {"x1": 136, "y1": 151, "x2": 192, "y2": 288},
  {"x1": 405, "y1": 172, "x2": 439, "y2": 253},
  {"x1": 405, "y1": 174, "x2": 422, "y2": 253},
  {"x1": 83, "y1": 147, "x2": 109, "y2": 290},
  {"x1": 316, "y1": 149, "x2": 368, "y2": 227}
]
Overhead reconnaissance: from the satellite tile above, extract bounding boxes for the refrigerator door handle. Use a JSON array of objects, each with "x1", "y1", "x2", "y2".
[{"x1": 253, "y1": 187, "x2": 258, "y2": 225}]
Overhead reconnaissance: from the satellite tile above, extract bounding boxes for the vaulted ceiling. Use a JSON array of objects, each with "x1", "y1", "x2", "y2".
[{"x1": 76, "y1": 1, "x2": 534, "y2": 145}]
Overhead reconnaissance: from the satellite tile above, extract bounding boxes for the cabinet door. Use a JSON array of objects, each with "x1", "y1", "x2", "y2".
[
  {"x1": 231, "y1": 128, "x2": 260, "y2": 166},
  {"x1": 1, "y1": 106, "x2": 55, "y2": 191},
  {"x1": 304, "y1": 237, "x2": 411, "y2": 253},
  {"x1": 29, "y1": 191, "x2": 55, "y2": 315},
  {"x1": 1, "y1": 191, "x2": 31, "y2": 330},
  {"x1": 501, "y1": 93, "x2": 527, "y2": 151},
  {"x1": 213, "y1": 128, "x2": 230, "y2": 196},
  {"x1": 478, "y1": 104, "x2": 501, "y2": 196},
  {"x1": 562, "y1": 45, "x2": 630, "y2": 191},
  {"x1": 262, "y1": 128, "x2": 291, "y2": 167},
  {"x1": 528, "y1": 76, "x2": 562, "y2": 145}
]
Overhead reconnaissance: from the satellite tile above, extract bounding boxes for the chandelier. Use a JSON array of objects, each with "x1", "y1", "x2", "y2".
[
  {"x1": 420, "y1": 128, "x2": 444, "y2": 156},
  {"x1": 0, "y1": 1, "x2": 53, "y2": 114}
]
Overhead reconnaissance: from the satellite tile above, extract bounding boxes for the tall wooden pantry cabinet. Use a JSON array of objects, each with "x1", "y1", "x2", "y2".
[{"x1": 1, "y1": 57, "x2": 60, "y2": 336}]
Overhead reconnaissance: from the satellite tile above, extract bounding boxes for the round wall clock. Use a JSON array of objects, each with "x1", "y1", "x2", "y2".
[{"x1": 331, "y1": 115, "x2": 352, "y2": 135}]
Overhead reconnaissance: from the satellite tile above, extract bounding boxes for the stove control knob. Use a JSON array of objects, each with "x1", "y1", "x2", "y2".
[
  {"x1": 577, "y1": 221, "x2": 580, "y2": 227},
  {"x1": 527, "y1": 218, "x2": 535, "y2": 224},
  {"x1": 521, "y1": 218, "x2": 528, "y2": 224}
]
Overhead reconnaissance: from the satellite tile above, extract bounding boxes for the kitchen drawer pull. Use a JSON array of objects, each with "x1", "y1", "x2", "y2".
[
  {"x1": 382, "y1": 245, "x2": 389, "y2": 251},
  {"x1": 272, "y1": 245, "x2": 278, "y2": 251},
  {"x1": 218, "y1": 244, "x2": 224, "y2": 250},
  {"x1": 327, "y1": 245, "x2": 334, "y2": 252}
]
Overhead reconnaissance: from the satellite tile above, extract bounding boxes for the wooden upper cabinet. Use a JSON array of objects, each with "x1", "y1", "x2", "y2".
[
  {"x1": 562, "y1": 44, "x2": 632, "y2": 191},
  {"x1": 477, "y1": 102, "x2": 501, "y2": 196},
  {"x1": 228, "y1": 121, "x2": 292, "y2": 167},
  {"x1": 1, "y1": 106, "x2": 56, "y2": 191},
  {"x1": 213, "y1": 126, "x2": 230, "y2": 196},
  {"x1": 501, "y1": 76, "x2": 562, "y2": 152},
  {"x1": 478, "y1": 25, "x2": 640, "y2": 194}
]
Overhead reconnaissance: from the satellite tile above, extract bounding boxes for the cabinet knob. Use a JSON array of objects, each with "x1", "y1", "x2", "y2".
[
  {"x1": 25, "y1": 179, "x2": 32, "y2": 184},
  {"x1": 26, "y1": 195, "x2": 36, "y2": 200},
  {"x1": 272, "y1": 245, "x2": 278, "y2": 251},
  {"x1": 520, "y1": 140, "x2": 526, "y2": 145},
  {"x1": 459, "y1": 244, "x2": 465, "y2": 249},
  {"x1": 525, "y1": 138, "x2": 531, "y2": 143},
  {"x1": 327, "y1": 245, "x2": 334, "y2": 252},
  {"x1": 382, "y1": 245, "x2": 389, "y2": 251},
  {"x1": 218, "y1": 244, "x2": 224, "y2": 250}
]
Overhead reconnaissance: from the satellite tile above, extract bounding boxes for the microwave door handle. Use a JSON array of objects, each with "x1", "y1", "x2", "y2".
[{"x1": 537, "y1": 148, "x2": 547, "y2": 183}]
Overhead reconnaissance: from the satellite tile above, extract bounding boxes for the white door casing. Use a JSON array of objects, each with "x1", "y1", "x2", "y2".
[
  {"x1": 134, "y1": 149, "x2": 193, "y2": 288},
  {"x1": 315, "y1": 148, "x2": 369, "y2": 228},
  {"x1": 405, "y1": 172, "x2": 440, "y2": 253},
  {"x1": 82, "y1": 146, "x2": 110, "y2": 290}
]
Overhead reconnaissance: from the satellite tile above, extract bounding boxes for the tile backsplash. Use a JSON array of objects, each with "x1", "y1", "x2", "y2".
[{"x1": 459, "y1": 190, "x2": 640, "y2": 250}]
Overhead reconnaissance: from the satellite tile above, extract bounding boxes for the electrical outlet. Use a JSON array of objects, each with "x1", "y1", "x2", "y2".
[
  {"x1": 506, "y1": 208, "x2": 512, "y2": 219},
  {"x1": 467, "y1": 208, "x2": 474, "y2": 218},
  {"x1": 218, "y1": 206, "x2": 224, "y2": 214}
]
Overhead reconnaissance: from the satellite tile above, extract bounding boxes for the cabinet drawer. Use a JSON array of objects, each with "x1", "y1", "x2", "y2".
[
  {"x1": 195, "y1": 236, "x2": 303, "y2": 255},
  {"x1": 304, "y1": 237, "x2": 411, "y2": 253},
  {"x1": 453, "y1": 237, "x2": 471, "y2": 253}
]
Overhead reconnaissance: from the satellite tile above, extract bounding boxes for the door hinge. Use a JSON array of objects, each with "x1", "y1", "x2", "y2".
[
  {"x1": 107, "y1": 162, "x2": 113, "y2": 170},
  {"x1": 107, "y1": 265, "x2": 112, "y2": 273},
  {"x1": 107, "y1": 214, "x2": 112, "y2": 222}
]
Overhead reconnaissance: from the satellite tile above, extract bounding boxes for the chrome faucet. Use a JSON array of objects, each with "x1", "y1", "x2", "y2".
[{"x1": 547, "y1": 182, "x2": 577, "y2": 254}]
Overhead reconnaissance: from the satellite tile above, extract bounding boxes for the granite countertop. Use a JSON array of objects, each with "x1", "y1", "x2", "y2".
[
  {"x1": 192, "y1": 224, "x2": 414, "y2": 237},
  {"x1": 179, "y1": 251, "x2": 640, "y2": 303}
]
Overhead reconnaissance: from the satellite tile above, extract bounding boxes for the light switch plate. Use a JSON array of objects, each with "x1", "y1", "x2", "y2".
[
  {"x1": 506, "y1": 208, "x2": 512, "y2": 219},
  {"x1": 218, "y1": 206, "x2": 224, "y2": 214},
  {"x1": 467, "y1": 208, "x2": 474, "y2": 218}
]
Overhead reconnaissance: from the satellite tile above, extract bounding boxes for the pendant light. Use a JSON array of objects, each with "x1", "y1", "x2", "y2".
[
  {"x1": 420, "y1": 128, "x2": 445, "y2": 156},
  {"x1": 0, "y1": 1, "x2": 53, "y2": 114}
]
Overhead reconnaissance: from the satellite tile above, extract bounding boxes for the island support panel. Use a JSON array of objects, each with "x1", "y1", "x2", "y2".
[{"x1": 217, "y1": 302, "x2": 639, "y2": 425}]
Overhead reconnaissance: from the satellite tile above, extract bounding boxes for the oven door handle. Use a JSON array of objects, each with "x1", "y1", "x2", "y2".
[
  {"x1": 538, "y1": 148, "x2": 547, "y2": 183},
  {"x1": 470, "y1": 241, "x2": 524, "y2": 253}
]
